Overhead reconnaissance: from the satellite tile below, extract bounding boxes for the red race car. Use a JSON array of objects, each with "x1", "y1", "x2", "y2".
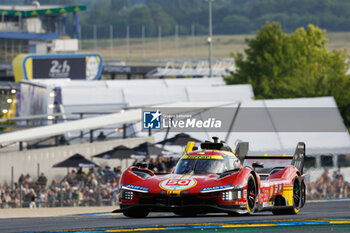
[{"x1": 114, "y1": 137, "x2": 306, "y2": 218}]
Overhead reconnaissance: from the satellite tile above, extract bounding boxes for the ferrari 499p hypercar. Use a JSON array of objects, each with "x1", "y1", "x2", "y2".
[{"x1": 114, "y1": 137, "x2": 306, "y2": 218}]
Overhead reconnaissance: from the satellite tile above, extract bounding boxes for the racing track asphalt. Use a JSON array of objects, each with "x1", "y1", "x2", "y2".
[{"x1": 0, "y1": 200, "x2": 350, "y2": 233}]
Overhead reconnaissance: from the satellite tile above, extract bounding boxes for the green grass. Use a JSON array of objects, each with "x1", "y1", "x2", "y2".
[{"x1": 80, "y1": 32, "x2": 350, "y2": 65}]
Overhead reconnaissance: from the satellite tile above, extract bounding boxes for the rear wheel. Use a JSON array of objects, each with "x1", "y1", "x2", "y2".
[
  {"x1": 300, "y1": 181, "x2": 306, "y2": 208},
  {"x1": 123, "y1": 209, "x2": 149, "y2": 218},
  {"x1": 272, "y1": 175, "x2": 301, "y2": 215},
  {"x1": 246, "y1": 175, "x2": 257, "y2": 214}
]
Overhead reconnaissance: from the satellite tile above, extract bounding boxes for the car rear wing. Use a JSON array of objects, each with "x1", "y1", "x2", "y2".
[
  {"x1": 234, "y1": 142, "x2": 249, "y2": 163},
  {"x1": 235, "y1": 142, "x2": 305, "y2": 174},
  {"x1": 291, "y1": 142, "x2": 305, "y2": 174}
]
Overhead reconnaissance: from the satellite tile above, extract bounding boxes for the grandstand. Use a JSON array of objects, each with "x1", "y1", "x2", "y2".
[{"x1": 145, "y1": 61, "x2": 236, "y2": 78}]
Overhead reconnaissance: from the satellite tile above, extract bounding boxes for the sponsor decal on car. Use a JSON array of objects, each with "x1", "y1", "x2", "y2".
[
  {"x1": 159, "y1": 178, "x2": 197, "y2": 191},
  {"x1": 124, "y1": 184, "x2": 149, "y2": 192},
  {"x1": 262, "y1": 201, "x2": 273, "y2": 207},
  {"x1": 200, "y1": 184, "x2": 232, "y2": 193},
  {"x1": 182, "y1": 155, "x2": 224, "y2": 160},
  {"x1": 243, "y1": 189, "x2": 247, "y2": 198},
  {"x1": 262, "y1": 188, "x2": 269, "y2": 201}
]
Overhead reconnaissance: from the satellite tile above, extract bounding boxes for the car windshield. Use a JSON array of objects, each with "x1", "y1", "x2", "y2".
[{"x1": 174, "y1": 156, "x2": 240, "y2": 174}]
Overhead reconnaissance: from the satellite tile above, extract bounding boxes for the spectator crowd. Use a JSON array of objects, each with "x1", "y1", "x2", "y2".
[
  {"x1": 0, "y1": 156, "x2": 349, "y2": 208},
  {"x1": 306, "y1": 168, "x2": 350, "y2": 200},
  {"x1": 0, "y1": 156, "x2": 175, "y2": 208},
  {"x1": 0, "y1": 166, "x2": 122, "y2": 209}
]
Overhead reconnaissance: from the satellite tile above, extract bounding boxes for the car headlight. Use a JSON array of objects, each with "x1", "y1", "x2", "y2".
[
  {"x1": 120, "y1": 190, "x2": 133, "y2": 200},
  {"x1": 221, "y1": 189, "x2": 242, "y2": 201}
]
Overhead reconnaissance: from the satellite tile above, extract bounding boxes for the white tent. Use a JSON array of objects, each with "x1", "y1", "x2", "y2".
[
  {"x1": 187, "y1": 85, "x2": 254, "y2": 102},
  {"x1": 26, "y1": 78, "x2": 254, "y2": 114}
]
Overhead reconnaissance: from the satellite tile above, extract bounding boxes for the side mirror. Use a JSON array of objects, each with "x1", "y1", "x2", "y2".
[{"x1": 252, "y1": 162, "x2": 264, "y2": 170}]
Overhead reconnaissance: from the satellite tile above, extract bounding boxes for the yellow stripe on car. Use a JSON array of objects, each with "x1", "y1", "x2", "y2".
[{"x1": 182, "y1": 155, "x2": 223, "y2": 159}]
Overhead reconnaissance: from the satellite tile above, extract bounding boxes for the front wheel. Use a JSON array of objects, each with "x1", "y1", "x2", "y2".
[
  {"x1": 246, "y1": 174, "x2": 257, "y2": 214},
  {"x1": 123, "y1": 209, "x2": 149, "y2": 218}
]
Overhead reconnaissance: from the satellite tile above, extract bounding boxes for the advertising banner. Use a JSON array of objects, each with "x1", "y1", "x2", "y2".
[{"x1": 12, "y1": 53, "x2": 103, "y2": 82}]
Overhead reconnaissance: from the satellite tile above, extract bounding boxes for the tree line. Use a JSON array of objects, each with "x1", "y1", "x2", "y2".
[
  {"x1": 77, "y1": 0, "x2": 350, "y2": 39},
  {"x1": 5, "y1": 0, "x2": 350, "y2": 38},
  {"x1": 225, "y1": 22, "x2": 350, "y2": 129}
]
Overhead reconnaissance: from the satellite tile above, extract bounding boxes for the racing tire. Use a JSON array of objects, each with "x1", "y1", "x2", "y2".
[
  {"x1": 272, "y1": 174, "x2": 301, "y2": 215},
  {"x1": 300, "y1": 181, "x2": 306, "y2": 208},
  {"x1": 246, "y1": 174, "x2": 257, "y2": 214},
  {"x1": 122, "y1": 209, "x2": 149, "y2": 218}
]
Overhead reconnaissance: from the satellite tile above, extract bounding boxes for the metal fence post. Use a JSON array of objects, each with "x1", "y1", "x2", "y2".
[
  {"x1": 20, "y1": 185, "x2": 23, "y2": 208},
  {"x1": 98, "y1": 186, "x2": 101, "y2": 206},
  {"x1": 11, "y1": 166, "x2": 14, "y2": 190},
  {"x1": 37, "y1": 163, "x2": 40, "y2": 179},
  {"x1": 60, "y1": 183, "x2": 63, "y2": 207}
]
